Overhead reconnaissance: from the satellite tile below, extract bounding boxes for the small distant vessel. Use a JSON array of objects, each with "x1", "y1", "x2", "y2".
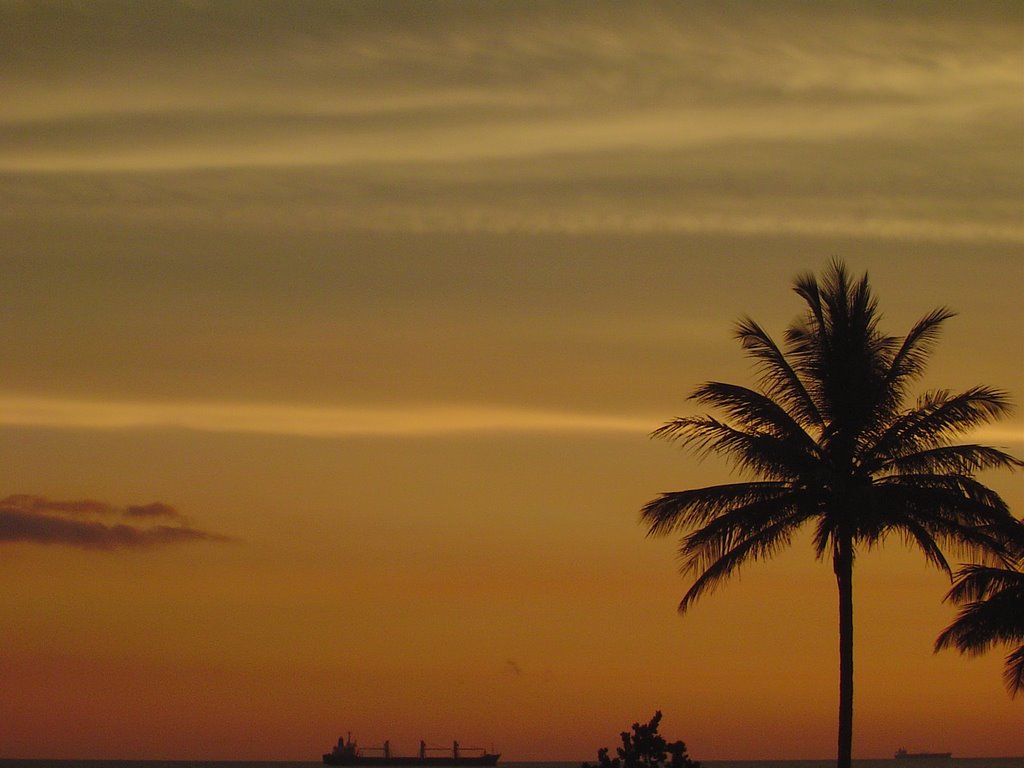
[
  {"x1": 324, "y1": 734, "x2": 500, "y2": 766},
  {"x1": 895, "y1": 747, "x2": 953, "y2": 760}
]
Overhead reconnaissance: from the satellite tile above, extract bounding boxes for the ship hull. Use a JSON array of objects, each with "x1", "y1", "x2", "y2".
[
  {"x1": 896, "y1": 754, "x2": 952, "y2": 760},
  {"x1": 323, "y1": 755, "x2": 500, "y2": 766}
]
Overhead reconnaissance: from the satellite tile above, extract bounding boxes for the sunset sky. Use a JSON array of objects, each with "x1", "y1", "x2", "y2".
[{"x1": 1, "y1": 1, "x2": 1022, "y2": 761}]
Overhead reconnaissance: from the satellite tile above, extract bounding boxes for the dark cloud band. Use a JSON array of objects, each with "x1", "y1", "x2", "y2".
[{"x1": 0, "y1": 495, "x2": 232, "y2": 550}]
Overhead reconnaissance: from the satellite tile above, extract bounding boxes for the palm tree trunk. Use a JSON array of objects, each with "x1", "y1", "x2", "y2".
[{"x1": 835, "y1": 535, "x2": 854, "y2": 768}]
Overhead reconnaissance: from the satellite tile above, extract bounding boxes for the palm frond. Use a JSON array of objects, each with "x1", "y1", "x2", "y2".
[
  {"x1": 640, "y1": 481, "x2": 794, "y2": 537},
  {"x1": 944, "y1": 563, "x2": 1024, "y2": 604},
  {"x1": 935, "y1": 561, "x2": 1024, "y2": 697},
  {"x1": 866, "y1": 387, "x2": 1016, "y2": 465},
  {"x1": 734, "y1": 317, "x2": 822, "y2": 429},
  {"x1": 679, "y1": 489, "x2": 817, "y2": 573},
  {"x1": 689, "y1": 381, "x2": 821, "y2": 452},
  {"x1": 651, "y1": 415, "x2": 812, "y2": 480},
  {"x1": 812, "y1": 515, "x2": 835, "y2": 560},
  {"x1": 868, "y1": 479, "x2": 1016, "y2": 563},
  {"x1": 1004, "y1": 519, "x2": 1024, "y2": 559},
  {"x1": 879, "y1": 444, "x2": 1023, "y2": 477},
  {"x1": 792, "y1": 268, "x2": 826, "y2": 337},
  {"x1": 677, "y1": 509, "x2": 807, "y2": 613},
  {"x1": 934, "y1": 590, "x2": 1024, "y2": 655},
  {"x1": 935, "y1": 601, "x2": 1005, "y2": 655},
  {"x1": 859, "y1": 310, "x2": 954, "y2": 451},
  {"x1": 1003, "y1": 644, "x2": 1024, "y2": 698},
  {"x1": 889, "y1": 516, "x2": 952, "y2": 575},
  {"x1": 885, "y1": 307, "x2": 956, "y2": 391},
  {"x1": 877, "y1": 473, "x2": 1013, "y2": 520},
  {"x1": 786, "y1": 269, "x2": 829, "y2": 395}
]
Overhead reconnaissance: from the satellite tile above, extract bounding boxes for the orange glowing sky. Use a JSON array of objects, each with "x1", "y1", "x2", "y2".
[{"x1": 1, "y1": 1, "x2": 1022, "y2": 761}]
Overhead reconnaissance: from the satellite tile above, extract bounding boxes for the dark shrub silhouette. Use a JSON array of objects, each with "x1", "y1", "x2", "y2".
[{"x1": 583, "y1": 711, "x2": 700, "y2": 768}]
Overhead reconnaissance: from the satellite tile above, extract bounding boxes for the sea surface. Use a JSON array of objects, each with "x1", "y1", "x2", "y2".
[{"x1": 1, "y1": 759, "x2": 1022, "y2": 768}]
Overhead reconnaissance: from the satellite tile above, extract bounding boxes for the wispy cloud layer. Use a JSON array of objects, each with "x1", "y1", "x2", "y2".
[
  {"x1": 0, "y1": 395, "x2": 655, "y2": 438},
  {"x1": 0, "y1": 3, "x2": 1020, "y2": 430},
  {"x1": 0, "y1": 494, "x2": 233, "y2": 550},
  {"x1": 1, "y1": 2, "x2": 1020, "y2": 242}
]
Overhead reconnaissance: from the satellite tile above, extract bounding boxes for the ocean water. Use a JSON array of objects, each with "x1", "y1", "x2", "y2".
[{"x1": 0, "y1": 762, "x2": 1021, "y2": 767}]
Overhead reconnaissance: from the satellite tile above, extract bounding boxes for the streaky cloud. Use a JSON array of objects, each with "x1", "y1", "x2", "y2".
[
  {"x1": 0, "y1": 395, "x2": 656, "y2": 438},
  {"x1": 2, "y1": 394, "x2": 1018, "y2": 444},
  {"x1": 2, "y1": 3, "x2": 1020, "y2": 176},
  {"x1": 968, "y1": 424, "x2": 1024, "y2": 447}
]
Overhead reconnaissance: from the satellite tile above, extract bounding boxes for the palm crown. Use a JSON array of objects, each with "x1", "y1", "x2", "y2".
[
  {"x1": 641, "y1": 260, "x2": 1021, "y2": 768},
  {"x1": 643, "y1": 261, "x2": 1020, "y2": 604}
]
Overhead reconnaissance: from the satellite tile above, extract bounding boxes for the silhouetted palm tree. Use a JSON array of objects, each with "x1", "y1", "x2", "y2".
[
  {"x1": 641, "y1": 260, "x2": 1021, "y2": 768},
  {"x1": 935, "y1": 558, "x2": 1024, "y2": 697}
]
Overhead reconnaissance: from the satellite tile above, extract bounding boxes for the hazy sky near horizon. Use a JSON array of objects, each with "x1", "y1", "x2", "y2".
[{"x1": 1, "y1": 1, "x2": 1022, "y2": 761}]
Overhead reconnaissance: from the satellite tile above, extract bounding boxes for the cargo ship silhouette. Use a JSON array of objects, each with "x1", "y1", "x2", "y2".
[
  {"x1": 895, "y1": 747, "x2": 952, "y2": 759},
  {"x1": 324, "y1": 734, "x2": 500, "y2": 766}
]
